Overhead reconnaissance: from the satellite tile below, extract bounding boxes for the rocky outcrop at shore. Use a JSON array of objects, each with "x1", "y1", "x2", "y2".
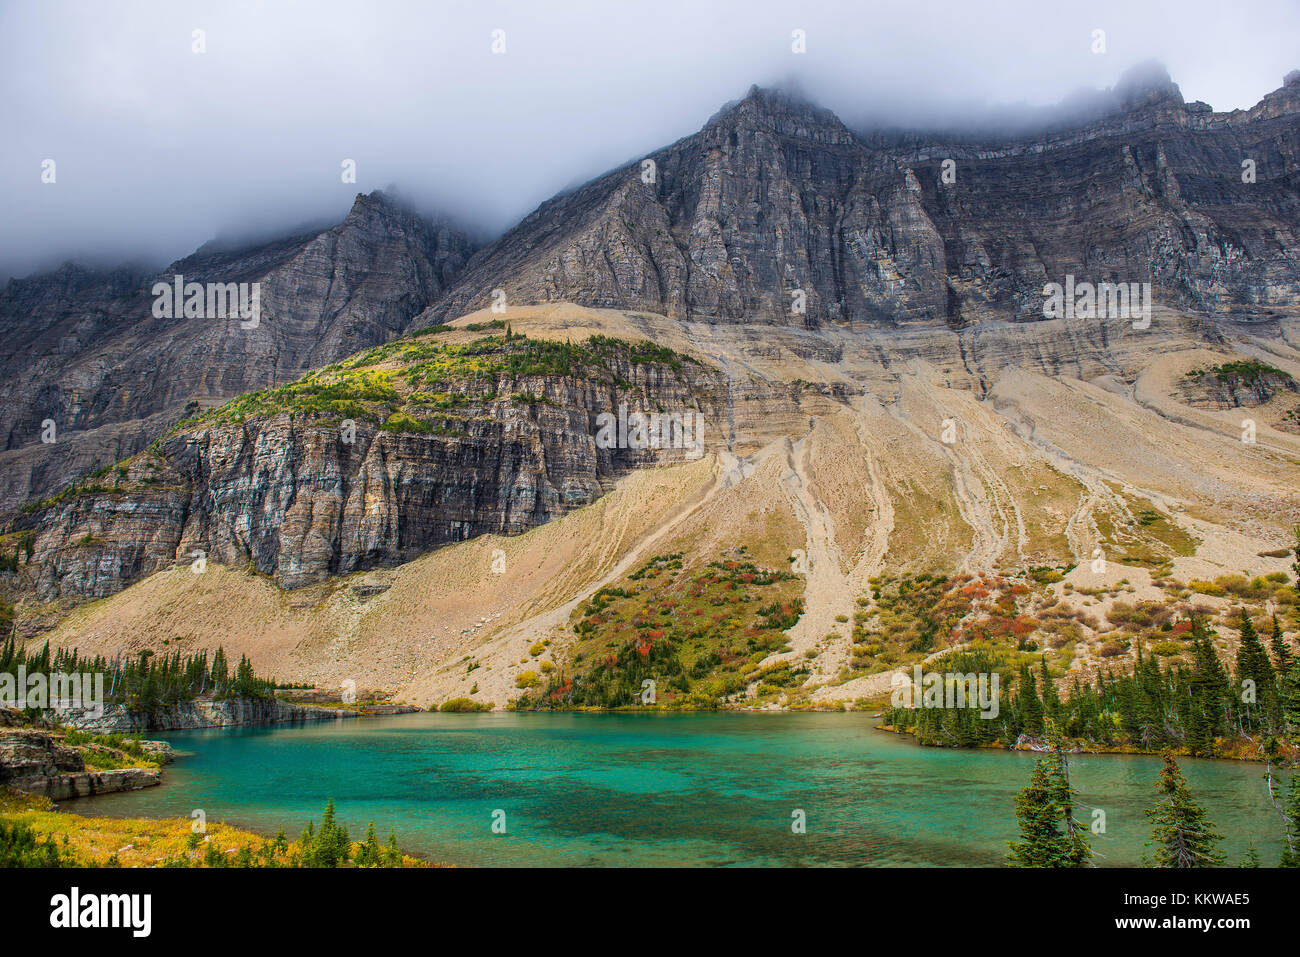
[
  {"x1": 0, "y1": 729, "x2": 161, "y2": 799},
  {"x1": 54, "y1": 696, "x2": 359, "y2": 733}
]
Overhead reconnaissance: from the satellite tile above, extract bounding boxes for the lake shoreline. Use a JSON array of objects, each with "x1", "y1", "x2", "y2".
[
  {"x1": 39, "y1": 711, "x2": 1284, "y2": 867},
  {"x1": 503, "y1": 704, "x2": 1297, "y2": 765}
]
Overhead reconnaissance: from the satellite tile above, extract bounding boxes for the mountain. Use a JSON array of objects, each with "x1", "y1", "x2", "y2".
[
  {"x1": 3, "y1": 70, "x2": 1300, "y2": 710},
  {"x1": 0, "y1": 192, "x2": 475, "y2": 512},
  {"x1": 8, "y1": 67, "x2": 1300, "y2": 520},
  {"x1": 417, "y1": 67, "x2": 1300, "y2": 329},
  {"x1": 17, "y1": 300, "x2": 1299, "y2": 708},
  {"x1": 27, "y1": 326, "x2": 732, "y2": 598}
]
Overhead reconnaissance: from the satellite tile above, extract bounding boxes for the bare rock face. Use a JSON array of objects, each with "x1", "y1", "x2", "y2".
[
  {"x1": 422, "y1": 87, "x2": 941, "y2": 327},
  {"x1": 26, "y1": 768, "x2": 160, "y2": 800},
  {"x1": 1181, "y1": 363, "x2": 1300, "y2": 409},
  {"x1": 0, "y1": 729, "x2": 83, "y2": 777},
  {"x1": 420, "y1": 70, "x2": 1300, "y2": 330},
  {"x1": 0, "y1": 192, "x2": 476, "y2": 513},
  {"x1": 5, "y1": 64, "x2": 1300, "y2": 584},
  {"x1": 27, "y1": 336, "x2": 732, "y2": 598},
  {"x1": 0, "y1": 728, "x2": 160, "y2": 798},
  {"x1": 54, "y1": 698, "x2": 355, "y2": 733}
]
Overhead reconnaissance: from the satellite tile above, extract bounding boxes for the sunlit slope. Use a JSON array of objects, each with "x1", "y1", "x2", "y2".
[{"x1": 35, "y1": 305, "x2": 1300, "y2": 707}]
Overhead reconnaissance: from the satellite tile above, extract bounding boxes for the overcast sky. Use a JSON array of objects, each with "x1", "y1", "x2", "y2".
[{"x1": 3, "y1": 0, "x2": 1299, "y2": 281}]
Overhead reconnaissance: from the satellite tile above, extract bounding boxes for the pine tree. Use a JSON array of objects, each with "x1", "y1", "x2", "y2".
[
  {"x1": 1280, "y1": 773, "x2": 1300, "y2": 868},
  {"x1": 1017, "y1": 663, "x2": 1044, "y2": 737},
  {"x1": 1274, "y1": 615, "x2": 1294, "y2": 672},
  {"x1": 298, "y1": 821, "x2": 316, "y2": 865},
  {"x1": 314, "y1": 798, "x2": 349, "y2": 867},
  {"x1": 1131, "y1": 642, "x2": 1164, "y2": 748},
  {"x1": 1235, "y1": 611, "x2": 1273, "y2": 733},
  {"x1": 1039, "y1": 656, "x2": 1061, "y2": 723},
  {"x1": 1274, "y1": 615, "x2": 1300, "y2": 732},
  {"x1": 1186, "y1": 617, "x2": 1228, "y2": 755},
  {"x1": 384, "y1": 830, "x2": 402, "y2": 867},
  {"x1": 1144, "y1": 752, "x2": 1224, "y2": 867},
  {"x1": 210, "y1": 646, "x2": 229, "y2": 695},
  {"x1": 1008, "y1": 749, "x2": 1092, "y2": 867},
  {"x1": 356, "y1": 822, "x2": 382, "y2": 867}
]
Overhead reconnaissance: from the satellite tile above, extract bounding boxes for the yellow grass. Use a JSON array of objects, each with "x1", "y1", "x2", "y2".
[{"x1": 0, "y1": 787, "x2": 431, "y2": 868}]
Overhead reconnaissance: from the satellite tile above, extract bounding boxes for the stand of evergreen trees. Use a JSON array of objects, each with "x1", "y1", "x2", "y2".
[
  {"x1": 0, "y1": 637, "x2": 273, "y2": 712},
  {"x1": 1009, "y1": 744, "x2": 1300, "y2": 867},
  {"x1": 885, "y1": 613, "x2": 1300, "y2": 756},
  {"x1": 294, "y1": 799, "x2": 404, "y2": 868}
]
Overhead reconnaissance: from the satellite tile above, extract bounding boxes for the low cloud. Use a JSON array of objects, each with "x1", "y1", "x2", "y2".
[{"x1": 2, "y1": 0, "x2": 1298, "y2": 280}]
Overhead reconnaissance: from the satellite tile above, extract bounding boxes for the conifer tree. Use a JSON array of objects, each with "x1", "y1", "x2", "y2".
[
  {"x1": 1235, "y1": 611, "x2": 1273, "y2": 734},
  {"x1": 1144, "y1": 752, "x2": 1224, "y2": 867},
  {"x1": 356, "y1": 822, "x2": 382, "y2": 867},
  {"x1": 1130, "y1": 642, "x2": 1164, "y2": 747},
  {"x1": 1008, "y1": 748, "x2": 1092, "y2": 867},
  {"x1": 210, "y1": 646, "x2": 229, "y2": 694},
  {"x1": 384, "y1": 830, "x2": 402, "y2": 867},
  {"x1": 1274, "y1": 615, "x2": 1300, "y2": 731},
  {"x1": 1039, "y1": 656, "x2": 1061, "y2": 723},
  {"x1": 1279, "y1": 773, "x2": 1300, "y2": 868},
  {"x1": 298, "y1": 820, "x2": 315, "y2": 865},
  {"x1": 1017, "y1": 663, "x2": 1044, "y2": 737},
  {"x1": 1274, "y1": 614, "x2": 1294, "y2": 673},
  {"x1": 1186, "y1": 617, "x2": 1229, "y2": 755},
  {"x1": 314, "y1": 798, "x2": 350, "y2": 867}
]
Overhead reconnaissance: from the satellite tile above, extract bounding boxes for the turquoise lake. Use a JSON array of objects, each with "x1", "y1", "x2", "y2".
[{"x1": 81, "y1": 712, "x2": 1285, "y2": 866}]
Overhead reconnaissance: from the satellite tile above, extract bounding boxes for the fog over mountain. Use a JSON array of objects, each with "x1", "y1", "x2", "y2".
[
  {"x1": 4, "y1": 5, "x2": 1300, "y2": 882},
  {"x1": 3, "y1": 0, "x2": 1300, "y2": 281}
]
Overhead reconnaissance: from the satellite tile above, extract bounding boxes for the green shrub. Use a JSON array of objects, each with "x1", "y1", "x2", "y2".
[{"x1": 438, "y1": 697, "x2": 491, "y2": 713}]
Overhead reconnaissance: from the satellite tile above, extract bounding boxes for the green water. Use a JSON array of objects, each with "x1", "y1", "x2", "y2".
[{"x1": 82, "y1": 712, "x2": 1284, "y2": 866}]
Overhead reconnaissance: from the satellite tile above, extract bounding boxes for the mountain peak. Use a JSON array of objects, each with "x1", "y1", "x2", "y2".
[
  {"x1": 1113, "y1": 60, "x2": 1183, "y2": 107},
  {"x1": 705, "y1": 84, "x2": 857, "y2": 145},
  {"x1": 345, "y1": 189, "x2": 410, "y2": 221}
]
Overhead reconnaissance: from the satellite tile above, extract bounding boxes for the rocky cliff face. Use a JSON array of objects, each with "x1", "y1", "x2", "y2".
[
  {"x1": 53, "y1": 697, "x2": 356, "y2": 733},
  {"x1": 0, "y1": 192, "x2": 476, "y2": 513},
  {"x1": 1180, "y1": 361, "x2": 1300, "y2": 409},
  {"x1": 25, "y1": 328, "x2": 731, "y2": 598},
  {"x1": 0, "y1": 729, "x2": 160, "y2": 799},
  {"x1": 419, "y1": 68, "x2": 1300, "y2": 331},
  {"x1": 5, "y1": 67, "x2": 1300, "y2": 608}
]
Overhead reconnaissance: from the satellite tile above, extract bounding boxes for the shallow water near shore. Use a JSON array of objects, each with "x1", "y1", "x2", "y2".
[{"x1": 81, "y1": 712, "x2": 1284, "y2": 866}]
